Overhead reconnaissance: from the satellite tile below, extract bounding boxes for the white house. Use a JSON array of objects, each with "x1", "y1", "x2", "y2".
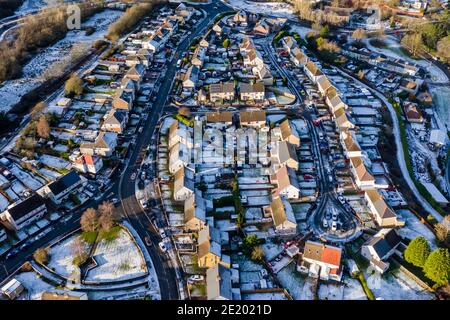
[
  {"x1": 361, "y1": 228, "x2": 402, "y2": 273},
  {"x1": 0, "y1": 194, "x2": 47, "y2": 231},
  {"x1": 270, "y1": 197, "x2": 297, "y2": 234},
  {"x1": 271, "y1": 166, "x2": 300, "y2": 199},
  {"x1": 38, "y1": 170, "x2": 85, "y2": 205},
  {"x1": 173, "y1": 167, "x2": 194, "y2": 201},
  {"x1": 297, "y1": 241, "x2": 343, "y2": 281}
]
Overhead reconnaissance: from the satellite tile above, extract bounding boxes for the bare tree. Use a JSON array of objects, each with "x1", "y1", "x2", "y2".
[
  {"x1": 33, "y1": 247, "x2": 50, "y2": 265},
  {"x1": 31, "y1": 102, "x2": 47, "y2": 119},
  {"x1": 352, "y1": 28, "x2": 367, "y2": 42},
  {"x1": 80, "y1": 207, "x2": 99, "y2": 232},
  {"x1": 64, "y1": 74, "x2": 84, "y2": 96},
  {"x1": 71, "y1": 237, "x2": 88, "y2": 266},
  {"x1": 98, "y1": 201, "x2": 117, "y2": 231},
  {"x1": 251, "y1": 246, "x2": 265, "y2": 262},
  {"x1": 37, "y1": 116, "x2": 50, "y2": 139}
]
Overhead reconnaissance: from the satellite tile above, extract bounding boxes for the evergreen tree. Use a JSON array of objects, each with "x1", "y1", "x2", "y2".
[
  {"x1": 404, "y1": 236, "x2": 431, "y2": 267},
  {"x1": 423, "y1": 248, "x2": 450, "y2": 286}
]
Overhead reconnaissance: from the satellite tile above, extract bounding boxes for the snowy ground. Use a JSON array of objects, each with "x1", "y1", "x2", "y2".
[
  {"x1": 48, "y1": 234, "x2": 87, "y2": 278},
  {"x1": 0, "y1": 9, "x2": 123, "y2": 113},
  {"x1": 276, "y1": 263, "x2": 315, "y2": 300},
  {"x1": 318, "y1": 278, "x2": 367, "y2": 300},
  {"x1": 289, "y1": 24, "x2": 314, "y2": 40},
  {"x1": 364, "y1": 268, "x2": 435, "y2": 300},
  {"x1": 40, "y1": 154, "x2": 71, "y2": 170},
  {"x1": 15, "y1": 0, "x2": 49, "y2": 15},
  {"x1": 86, "y1": 229, "x2": 147, "y2": 282},
  {"x1": 430, "y1": 85, "x2": 450, "y2": 132},
  {"x1": 227, "y1": 0, "x2": 297, "y2": 20},
  {"x1": 396, "y1": 209, "x2": 437, "y2": 249},
  {"x1": 15, "y1": 271, "x2": 55, "y2": 300}
]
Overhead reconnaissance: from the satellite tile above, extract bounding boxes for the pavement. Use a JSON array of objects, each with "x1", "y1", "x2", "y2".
[
  {"x1": 0, "y1": 1, "x2": 231, "y2": 300},
  {"x1": 116, "y1": 1, "x2": 231, "y2": 300}
]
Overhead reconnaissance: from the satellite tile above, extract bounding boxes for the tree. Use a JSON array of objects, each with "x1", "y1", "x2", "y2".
[
  {"x1": 435, "y1": 215, "x2": 450, "y2": 246},
  {"x1": 401, "y1": 32, "x2": 423, "y2": 57},
  {"x1": 423, "y1": 248, "x2": 450, "y2": 286},
  {"x1": 64, "y1": 74, "x2": 84, "y2": 96},
  {"x1": 243, "y1": 234, "x2": 260, "y2": 255},
  {"x1": 222, "y1": 38, "x2": 230, "y2": 48},
  {"x1": 33, "y1": 247, "x2": 49, "y2": 265},
  {"x1": 352, "y1": 28, "x2": 366, "y2": 42},
  {"x1": 319, "y1": 25, "x2": 329, "y2": 37},
  {"x1": 37, "y1": 115, "x2": 50, "y2": 139},
  {"x1": 71, "y1": 237, "x2": 88, "y2": 266},
  {"x1": 178, "y1": 107, "x2": 191, "y2": 118},
  {"x1": 404, "y1": 236, "x2": 431, "y2": 267},
  {"x1": 80, "y1": 208, "x2": 99, "y2": 232},
  {"x1": 436, "y1": 36, "x2": 450, "y2": 63},
  {"x1": 251, "y1": 246, "x2": 265, "y2": 262},
  {"x1": 98, "y1": 201, "x2": 117, "y2": 232},
  {"x1": 31, "y1": 101, "x2": 47, "y2": 119}
]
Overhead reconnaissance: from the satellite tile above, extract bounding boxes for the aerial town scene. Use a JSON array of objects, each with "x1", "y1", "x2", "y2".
[{"x1": 0, "y1": 0, "x2": 449, "y2": 303}]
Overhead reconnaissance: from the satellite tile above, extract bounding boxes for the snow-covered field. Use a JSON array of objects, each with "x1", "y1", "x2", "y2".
[
  {"x1": 85, "y1": 229, "x2": 147, "y2": 282},
  {"x1": 48, "y1": 234, "x2": 86, "y2": 278},
  {"x1": 0, "y1": 9, "x2": 123, "y2": 113},
  {"x1": 227, "y1": 0, "x2": 297, "y2": 20},
  {"x1": 396, "y1": 209, "x2": 437, "y2": 249},
  {"x1": 289, "y1": 24, "x2": 314, "y2": 40}
]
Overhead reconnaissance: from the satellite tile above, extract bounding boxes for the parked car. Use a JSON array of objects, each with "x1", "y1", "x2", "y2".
[
  {"x1": 144, "y1": 237, "x2": 152, "y2": 247},
  {"x1": 158, "y1": 241, "x2": 167, "y2": 252},
  {"x1": 332, "y1": 211, "x2": 338, "y2": 221},
  {"x1": 331, "y1": 221, "x2": 338, "y2": 231},
  {"x1": 323, "y1": 219, "x2": 329, "y2": 228},
  {"x1": 159, "y1": 228, "x2": 166, "y2": 239}
]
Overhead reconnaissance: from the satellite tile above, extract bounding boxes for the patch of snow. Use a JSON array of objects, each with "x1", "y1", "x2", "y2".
[
  {"x1": 364, "y1": 268, "x2": 435, "y2": 300},
  {"x1": 396, "y1": 209, "x2": 437, "y2": 249},
  {"x1": 15, "y1": 271, "x2": 55, "y2": 300},
  {"x1": 85, "y1": 229, "x2": 147, "y2": 282}
]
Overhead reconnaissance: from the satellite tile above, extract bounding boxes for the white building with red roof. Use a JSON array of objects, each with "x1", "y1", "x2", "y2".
[
  {"x1": 71, "y1": 153, "x2": 103, "y2": 175},
  {"x1": 297, "y1": 240, "x2": 343, "y2": 281}
]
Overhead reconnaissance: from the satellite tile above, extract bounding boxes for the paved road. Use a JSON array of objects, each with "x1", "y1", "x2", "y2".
[
  {"x1": 116, "y1": 1, "x2": 231, "y2": 300},
  {"x1": 0, "y1": 1, "x2": 231, "y2": 299},
  {"x1": 262, "y1": 34, "x2": 360, "y2": 241}
]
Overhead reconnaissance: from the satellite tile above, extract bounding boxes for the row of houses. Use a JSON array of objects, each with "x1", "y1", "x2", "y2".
[
  {"x1": 208, "y1": 81, "x2": 266, "y2": 102},
  {"x1": 0, "y1": 170, "x2": 85, "y2": 231},
  {"x1": 290, "y1": 39, "x2": 404, "y2": 229}
]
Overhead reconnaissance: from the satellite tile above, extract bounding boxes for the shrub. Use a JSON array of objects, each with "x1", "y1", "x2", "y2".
[
  {"x1": 423, "y1": 248, "x2": 450, "y2": 286},
  {"x1": 33, "y1": 247, "x2": 50, "y2": 265},
  {"x1": 404, "y1": 236, "x2": 431, "y2": 267}
]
